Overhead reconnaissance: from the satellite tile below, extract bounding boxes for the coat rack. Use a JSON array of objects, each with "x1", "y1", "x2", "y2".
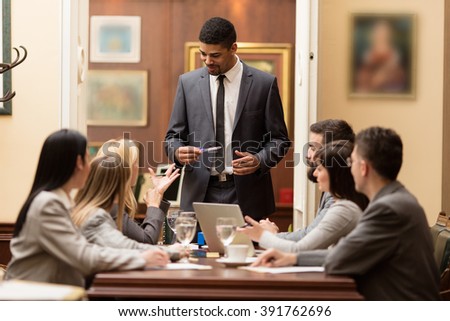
[{"x1": 0, "y1": 46, "x2": 28, "y2": 103}]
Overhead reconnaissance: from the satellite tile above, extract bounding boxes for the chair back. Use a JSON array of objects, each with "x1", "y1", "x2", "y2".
[
  {"x1": 431, "y1": 212, "x2": 448, "y2": 242},
  {"x1": 0, "y1": 264, "x2": 6, "y2": 280},
  {"x1": 431, "y1": 212, "x2": 450, "y2": 268},
  {"x1": 440, "y1": 261, "x2": 450, "y2": 300},
  {"x1": 431, "y1": 212, "x2": 450, "y2": 300}
]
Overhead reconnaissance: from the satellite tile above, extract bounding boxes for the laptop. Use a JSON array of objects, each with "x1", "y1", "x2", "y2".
[{"x1": 192, "y1": 202, "x2": 255, "y2": 257}]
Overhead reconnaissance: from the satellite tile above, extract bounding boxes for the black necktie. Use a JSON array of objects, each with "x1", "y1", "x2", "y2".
[{"x1": 215, "y1": 75, "x2": 226, "y2": 173}]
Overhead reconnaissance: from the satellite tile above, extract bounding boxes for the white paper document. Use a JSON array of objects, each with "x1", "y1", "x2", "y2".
[{"x1": 239, "y1": 266, "x2": 325, "y2": 274}]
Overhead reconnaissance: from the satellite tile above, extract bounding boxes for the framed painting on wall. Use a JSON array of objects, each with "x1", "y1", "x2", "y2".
[
  {"x1": 90, "y1": 15, "x2": 141, "y2": 63},
  {"x1": 349, "y1": 13, "x2": 416, "y2": 98},
  {"x1": 185, "y1": 42, "x2": 292, "y2": 127},
  {"x1": 87, "y1": 70, "x2": 148, "y2": 126},
  {"x1": 87, "y1": 141, "x2": 103, "y2": 160}
]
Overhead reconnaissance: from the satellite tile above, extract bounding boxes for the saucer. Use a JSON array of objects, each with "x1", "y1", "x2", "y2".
[{"x1": 216, "y1": 257, "x2": 257, "y2": 268}]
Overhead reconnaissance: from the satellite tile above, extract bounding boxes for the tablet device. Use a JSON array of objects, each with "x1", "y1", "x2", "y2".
[
  {"x1": 136, "y1": 165, "x2": 185, "y2": 207},
  {"x1": 192, "y1": 202, "x2": 255, "y2": 257}
]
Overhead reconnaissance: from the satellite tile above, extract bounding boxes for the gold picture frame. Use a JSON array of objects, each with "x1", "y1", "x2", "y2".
[
  {"x1": 185, "y1": 42, "x2": 292, "y2": 127},
  {"x1": 349, "y1": 13, "x2": 416, "y2": 98},
  {"x1": 86, "y1": 70, "x2": 148, "y2": 126}
]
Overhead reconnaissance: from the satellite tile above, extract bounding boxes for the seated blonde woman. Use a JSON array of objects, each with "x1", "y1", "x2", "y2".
[
  {"x1": 97, "y1": 139, "x2": 172, "y2": 244},
  {"x1": 239, "y1": 141, "x2": 368, "y2": 252},
  {"x1": 72, "y1": 155, "x2": 180, "y2": 253}
]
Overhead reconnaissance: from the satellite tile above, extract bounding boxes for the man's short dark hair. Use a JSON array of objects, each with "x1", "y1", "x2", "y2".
[
  {"x1": 355, "y1": 126, "x2": 403, "y2": 181},
  {"x1": 306, "y1": 119, "x2": 355, "y2": 183},
  {"x1": 199, "y1": 17, "x2": 236, "y2": 49},
  {"x1": 310, "y1": 119, "x2": 355, "y2": 144}
]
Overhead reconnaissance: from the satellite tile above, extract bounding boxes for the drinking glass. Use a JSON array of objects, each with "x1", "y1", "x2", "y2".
[
  {"x1": 175, "y1": 216, "x2": 197, "y2": 263},
  {"x1": 166, "y1": 210, "x2": 181, "y2": 244},
  {"x1": 216, "y1": 217, "x2": 237, "y2": 258},
  {"x1": 179, "y1": 211, "x2": 197, "y2": 226}
]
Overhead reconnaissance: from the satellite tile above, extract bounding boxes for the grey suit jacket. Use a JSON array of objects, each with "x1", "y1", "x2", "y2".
[
  {"x1": 277, "y1": 192, "x2": 334, "y2": 241},
  {"x1": 5, "y1": 189, "x2": 146, "y2": 287},
  {"x1": 80, "y1": 208, "x2": 156, "y2": 250},
  {"x1": 296, "y1": 181, "x2": 441, "y2": 300},
  {"x1": 165, "y1": 63, "x2": 290, "y2": 219},
  {"x1": 259, "y1": 199, "x2": 361, "y2": 252},
  {"x1": 110, "y1": 199, "x2": 170, "y2": 244}
]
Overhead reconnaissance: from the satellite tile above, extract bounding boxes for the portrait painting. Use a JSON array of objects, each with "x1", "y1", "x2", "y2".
[{"x1": 349, "y1": 14, "x2": 416, "y2": 98}]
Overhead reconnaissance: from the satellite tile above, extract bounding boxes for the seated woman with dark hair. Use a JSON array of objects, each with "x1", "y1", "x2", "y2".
[
  {"x1": 71, "y1": 155, "x2": 180, "y2": 256},
  {"x1": 239, "y1": 141, "x2": 368, "y2": 252},
  {"x1": 5, "y1": 129, "x2": 169, "y2": 287}
]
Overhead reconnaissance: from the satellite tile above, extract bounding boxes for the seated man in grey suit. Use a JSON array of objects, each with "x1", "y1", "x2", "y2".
[
  {"x1": 252, "y1": 126, "x2": 441, "y2": 300},
  {"x1": 165, "y1": 17, "x2": 290, "y2": 220}
]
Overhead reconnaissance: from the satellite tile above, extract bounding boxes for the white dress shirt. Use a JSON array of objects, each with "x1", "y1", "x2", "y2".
[{"x1": 209, "y1": 56, "x2": 243, "y2": 175}]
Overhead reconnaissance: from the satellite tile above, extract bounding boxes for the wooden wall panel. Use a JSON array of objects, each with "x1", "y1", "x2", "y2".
[
  {"x1": 88, "y1": 0, "x2": 295, "y2": 206},
  {"x1": 89, "y1": 0, "x2": 173, "y2": 167},
  {"x1": 0, "y1": 223, "x2": 14, "y2": 266}
]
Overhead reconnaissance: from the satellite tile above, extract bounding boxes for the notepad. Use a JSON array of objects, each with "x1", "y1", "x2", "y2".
[{"x1": 239, "y1": 266, "x2": 325, "y2": 274}]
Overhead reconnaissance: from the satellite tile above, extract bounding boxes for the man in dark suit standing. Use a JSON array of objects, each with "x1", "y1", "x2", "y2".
[{"x1": 165, "y1": 17, "x2": 290, "y2": 220}]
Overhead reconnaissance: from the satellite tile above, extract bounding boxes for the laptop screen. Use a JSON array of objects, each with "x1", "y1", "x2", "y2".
[{"x1": 193, "y1": 202, "x2": 255, "y2": 256}]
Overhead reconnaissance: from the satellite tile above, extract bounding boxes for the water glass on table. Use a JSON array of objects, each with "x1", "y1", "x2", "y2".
[
  {"x1": 179, "y1": 211, "x2": 197, "y2": 225},
  {"x1": 216, "y1": 217, "x2": 237, "y2": 258},
  {"x1": 166, "y1": 210, "x2": 182, "y2": 243},
  {"x1": 175, "y1": 216, "x2": 197, "y2": 263}
]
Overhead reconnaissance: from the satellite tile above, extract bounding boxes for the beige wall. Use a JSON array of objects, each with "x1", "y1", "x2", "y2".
[
  {"x1": 0, "y1": 0, "x2": 62, "y2": 222},
  {"x1": 318, "y1": 0, "x2": 444, "y2": 225}
]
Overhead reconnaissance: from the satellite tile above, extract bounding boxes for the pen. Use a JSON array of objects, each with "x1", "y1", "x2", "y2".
[
  {"x1": 240, "y1": 223, "x2": 252, "y2": 228},
  {"x1": 201, "y1": 146, "x2": 222, "y2": 152}
]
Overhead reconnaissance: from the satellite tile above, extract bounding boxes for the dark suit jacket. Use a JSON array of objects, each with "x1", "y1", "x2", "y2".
[{"x1": 165, "y1": 63, "x2": 290, "y2": 219}]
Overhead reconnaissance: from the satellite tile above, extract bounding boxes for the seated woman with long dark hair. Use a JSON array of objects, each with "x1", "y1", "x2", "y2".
[
  {"x1": 240, "y1": 141, "x2": 368, "y2": 252},
  {"x1": 5, "y1": 129, "x2": 169, "y2": 287}
]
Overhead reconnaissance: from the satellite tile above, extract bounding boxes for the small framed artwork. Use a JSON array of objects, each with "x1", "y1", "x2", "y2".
[
  {"x1": 90, "y1": 15, "x2": 141, "y2": 63},
  {"x1": 185, "y1": 42, "x2": 292, "y2": 127},
  {"x1": 87, "y1": 70, "x2": 148, "y2": 126},
  {"x1": 87, "y1": 141, "x2": 103, "y2": 160},
  {"x1": 349, "y1": 13, "x2": 416, "y2": 98}
]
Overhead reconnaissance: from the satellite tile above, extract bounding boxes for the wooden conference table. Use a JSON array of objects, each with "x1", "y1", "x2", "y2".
[{"x1": 87, "y1": 258, "x2": 363, "y2": 300}]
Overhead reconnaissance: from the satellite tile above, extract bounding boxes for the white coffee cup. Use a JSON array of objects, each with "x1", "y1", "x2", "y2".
[{"x1": 226, "y1": 244, "x2": 248, "y2": 262}]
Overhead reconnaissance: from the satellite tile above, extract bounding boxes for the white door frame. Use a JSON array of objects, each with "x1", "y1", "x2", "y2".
[
  {"x1": 293, "y1": 0, "x2": 319, "y2": 229},
  {"x1": 60, "y1": 0, "x2": 89, "y2": 133}
]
